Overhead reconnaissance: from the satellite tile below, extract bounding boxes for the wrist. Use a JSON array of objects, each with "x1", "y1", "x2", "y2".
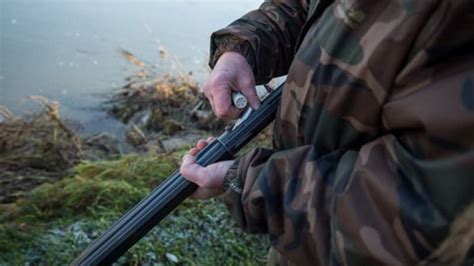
[
  {"x1": 215, "y1": 51, "x2": 252, "y2": 73},
  {"x1": 219, "y1": 51, "x2": 247, "y2": 62},
  {"x1": 209, "y1": 33, "x2": 256, "y2": 73}
]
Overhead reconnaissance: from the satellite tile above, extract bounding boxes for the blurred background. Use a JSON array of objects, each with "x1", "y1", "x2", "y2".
[{"x1": 0, "y1": 0, "x2": 261, "y2": 134}]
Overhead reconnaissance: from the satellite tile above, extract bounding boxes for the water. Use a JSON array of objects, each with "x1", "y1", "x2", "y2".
[{"x1": 0, "y1": 0, "x2": 261, "y2": 134}]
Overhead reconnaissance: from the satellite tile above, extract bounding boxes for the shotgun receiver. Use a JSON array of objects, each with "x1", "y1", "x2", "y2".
[{"x1": 72, "y1": 77, "x2": 286, "y2": 265}]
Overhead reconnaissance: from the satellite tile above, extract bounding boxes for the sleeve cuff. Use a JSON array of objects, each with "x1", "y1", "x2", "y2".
[
  {"x1": 209, "y1": 32, "x2": 257, "y2": 77},
  {"x1": 222, "y1": 158, "x2": 242, "y2": 195}
]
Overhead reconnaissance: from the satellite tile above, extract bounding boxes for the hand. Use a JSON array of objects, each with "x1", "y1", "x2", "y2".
[
  {"x1": 203, "y1": 51, "x2": 260, "y2": 120},
  {"x1": 180, "y1": 137, "x2": 235, "y2": 200}
]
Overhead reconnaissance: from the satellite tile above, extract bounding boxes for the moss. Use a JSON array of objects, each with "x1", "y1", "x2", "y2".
[{"x1": 0, "y1": 150, "x2": 268, "y2": 265}]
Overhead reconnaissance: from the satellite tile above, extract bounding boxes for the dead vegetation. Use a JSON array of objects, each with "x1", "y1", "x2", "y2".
[
  {"x1": 0, "y1": 50, "x2": 224, "y2": 203},
  {"x1": 105, "y1": 50, "x2": 226, "y2": 150},
  {"x1": 0, "y1": 97, "x2": 125, "y2": 203},
  {"x1": 0, "y1": 97, "x2": 83, "y2": 203}
]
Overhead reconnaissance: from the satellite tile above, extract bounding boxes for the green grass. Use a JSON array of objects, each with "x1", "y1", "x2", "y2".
[{"x1": 0, "y1": 151, "x2": 269, "y2": 265}]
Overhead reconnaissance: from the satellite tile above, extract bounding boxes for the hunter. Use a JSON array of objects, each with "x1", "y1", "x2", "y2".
[{"x1": 180, "y1": 0, "x2": 474, "y2": 265}]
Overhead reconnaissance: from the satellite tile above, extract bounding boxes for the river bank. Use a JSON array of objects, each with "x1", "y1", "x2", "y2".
[{"x1": 0, "y1": 51, "x2": 270, "y2": 264}]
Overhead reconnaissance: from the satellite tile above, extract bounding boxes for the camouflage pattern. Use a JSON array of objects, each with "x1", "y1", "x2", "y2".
[{"x1": 211, "y1": 0, "x2": 474, "y2": 265}]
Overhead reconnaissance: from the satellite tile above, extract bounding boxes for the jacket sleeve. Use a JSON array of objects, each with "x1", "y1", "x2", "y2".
[
  {"x1": 222, "y1": 68, "x2": 474, "y2": 265},
  {"x1": 223, "y1": 135, "x2": 473, "y2": 265},
  {"x1": 209, "y1": 0, "x2": 310, "y2": 84}
]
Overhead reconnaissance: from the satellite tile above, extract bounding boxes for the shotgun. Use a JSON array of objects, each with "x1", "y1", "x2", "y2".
[{"x1": 72, "y1": 77, "x2": 286, "y2": 265}]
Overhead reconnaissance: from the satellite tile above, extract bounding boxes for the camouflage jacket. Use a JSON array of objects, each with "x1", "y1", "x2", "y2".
[{"x1": 209, "y1": 0, "x2": 474, "y2": 265}]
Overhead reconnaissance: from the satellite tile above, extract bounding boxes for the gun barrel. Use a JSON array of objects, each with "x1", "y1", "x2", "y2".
[{"x1": 72, "y1": 80, "x2": 285, "y2": 265}]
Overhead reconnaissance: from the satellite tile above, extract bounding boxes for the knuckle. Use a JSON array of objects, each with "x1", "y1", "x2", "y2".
[
  {"x1": 241, "y1": 79, "x2": 255, "y2": 90},
  {"x1": 209, "y1": 77, "x2": 224, "y2": 91}
]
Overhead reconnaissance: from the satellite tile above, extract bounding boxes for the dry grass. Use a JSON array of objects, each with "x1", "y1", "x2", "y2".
[
  {"x1": 107, "y1": 50, "x2": 225, "y2": 139},
  {"x1": 0, "y1": 98, "x2": 83, "y2": 203}
]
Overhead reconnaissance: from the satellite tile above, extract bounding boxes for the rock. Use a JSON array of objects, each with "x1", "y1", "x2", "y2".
[
  {"x1": 145, "y1": 108, "x2": 165, "y2": 131},
  {"x1": 190, "y1": 100, "x2": 227, "y2": 131},
  {"x1": 159, "y1": 132, "x2": 204, "y2": 152},
  {"x1": 192, "y1": 109, "x2": 213, "y2": 125},
  {"x1": 162, "y1": 119, "x2": 184, "y2": 135},
  {"x1": 125, "y1": 123, "x2": 147, "y2": 147},
  {"x1": 165, "y1": 253, "x2": 178, "y2": 263},
  {"x1": 128, "y1": 110, "x2": 151, "y2": 129},
  {"x1": 143, "y1": 136, "x2": 166, "y2": 153},
  {"x1": 83, "y1": 133, "x2": 121, "y2": 160}
]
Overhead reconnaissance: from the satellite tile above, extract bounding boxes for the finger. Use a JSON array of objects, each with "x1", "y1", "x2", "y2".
[
  {"x1": 203, "y1": 83, "x2": 217, "y2": 115},
  {"x1": 180, "y1": 156, "x2": 211, "y2": 187},
  {"x1": 240, "y1": 80, "x2": 260, "y2": 110},
  {"x1": 206, "y1": 136, "x2": 215, "y2": 142},
  {"x1": 212, "y1": 85, "x2": 241, "y2": 119},
  {"x1": 182, "y1": 153, "x2": 196, "y2": 164},
  {"x1": 196, "y1": 139, "x2": 208, "y2": 150},
  {"x1": 188, "y1": 147, "x2": 200, "y2": 156}
]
